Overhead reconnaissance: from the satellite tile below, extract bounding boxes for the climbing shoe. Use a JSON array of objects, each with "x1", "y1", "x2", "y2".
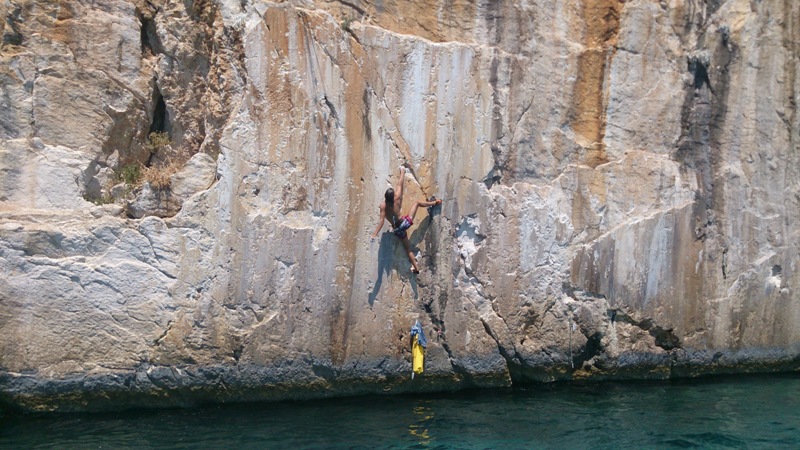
[{"x1": 427, "y1": 196, "x2": 441, "y2": 215}]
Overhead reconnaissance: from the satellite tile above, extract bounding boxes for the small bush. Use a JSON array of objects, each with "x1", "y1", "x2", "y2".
[
  {"x1": 142, "y1": 160, "x2": 182, "y2": 190},
  {"x1": 85, "y1": 194, "x2": 115, "y2": 205},
  {"x1": 341, "y1": 16, "x2": 353, "y2": 32},
  {"x1": 119, "y1": 163, "x2": 142, "y2": 185},
  {"x1": 145, "y1": 131, "x2": 171, "y2": 153}
]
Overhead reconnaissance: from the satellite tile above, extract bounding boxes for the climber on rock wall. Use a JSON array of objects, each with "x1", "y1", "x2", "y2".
[{"x1": 371, "y1": 166, "x2": 442, "y2": 274}]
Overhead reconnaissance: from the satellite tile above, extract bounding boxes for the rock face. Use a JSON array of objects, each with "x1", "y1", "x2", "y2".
[{"x1": 1, "y1": 0, "x2": 799, "y2": 411}]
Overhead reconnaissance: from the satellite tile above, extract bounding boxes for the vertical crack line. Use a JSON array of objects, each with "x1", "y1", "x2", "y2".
[
  {"x1": 454, "y1": 218, "x2": 522, "y2": 376},
  {"x1": 30, "y1": 58, "x2": 39, "y2": 138},
  {"x1": 568, "y1": 316, "x2": 574, "y2": 368},
  {"x1": 402, "y1": 163, "x2": 428, "y2": 197}
]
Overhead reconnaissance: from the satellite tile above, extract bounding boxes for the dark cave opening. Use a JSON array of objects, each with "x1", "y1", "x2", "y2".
[
  {"x1": 689, "y1": 58, "x2": 712, "y2": 91},
  {"x1": 149, "y1": 85, "x2": 170, "y2": 135},
  {"x1": 137, "y1": 10, "x2": 163, "y2": 56}
]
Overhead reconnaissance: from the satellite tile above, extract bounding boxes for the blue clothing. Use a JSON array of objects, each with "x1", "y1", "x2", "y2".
[{"x1": 410, "y1": 320, "x2": 427, "y2": 348}]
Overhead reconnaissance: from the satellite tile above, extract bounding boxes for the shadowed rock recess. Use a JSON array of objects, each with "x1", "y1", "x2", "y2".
[{"x1": 0, "y1": 0, "x2": 798, "y2": 412}]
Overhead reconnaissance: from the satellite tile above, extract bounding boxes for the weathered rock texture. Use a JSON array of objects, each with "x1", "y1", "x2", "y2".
[{"x1": 1, "y1": 0, "x2": 799, "y2": 411}]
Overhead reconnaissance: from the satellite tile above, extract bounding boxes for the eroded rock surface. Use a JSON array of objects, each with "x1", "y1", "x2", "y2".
[{"x1": 1, "y1": 0, "x2": 798, "y2": 411}]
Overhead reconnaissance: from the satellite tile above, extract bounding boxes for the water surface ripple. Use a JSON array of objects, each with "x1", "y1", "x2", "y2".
[{"x1": 2, "y1": 373, "x2": 798, "y2": 449}]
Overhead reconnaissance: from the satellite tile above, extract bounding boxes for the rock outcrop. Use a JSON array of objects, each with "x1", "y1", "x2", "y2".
[{"x1": 1, "y1": 0, "x2": 798, "y2": 411}]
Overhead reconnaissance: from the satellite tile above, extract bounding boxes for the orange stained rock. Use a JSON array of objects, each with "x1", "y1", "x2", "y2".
[{"x1": 569, "y1": 0, "x2": 624, "y2": 168}]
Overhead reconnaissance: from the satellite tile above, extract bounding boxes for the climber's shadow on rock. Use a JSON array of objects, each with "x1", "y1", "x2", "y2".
[
  {"x1": 368, "y1": 207, "x2": 439, "y2": 306},
  {"x1": 410, "y1": 206, "x2": 437, "y2": 248},
  {"x1": 369, "y1": 232, "x2": 394, "y2": 306}
]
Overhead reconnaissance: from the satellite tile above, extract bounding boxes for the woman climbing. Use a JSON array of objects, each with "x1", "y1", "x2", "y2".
[{"x1": 371, "y1": 166, "x2": 442, "y2": 274}]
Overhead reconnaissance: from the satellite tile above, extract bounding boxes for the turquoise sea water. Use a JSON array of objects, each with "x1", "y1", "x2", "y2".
[{"x1": 1, "y1": 373, "x2": 799, "y2": 449}]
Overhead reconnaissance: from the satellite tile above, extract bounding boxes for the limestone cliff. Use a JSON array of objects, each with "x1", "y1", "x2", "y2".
[{"x1": 1, "y1": 0, "x2": 798, "y2": 412}]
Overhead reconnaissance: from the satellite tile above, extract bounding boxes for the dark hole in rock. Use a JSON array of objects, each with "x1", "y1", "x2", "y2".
[
  {"x1": 149, "y1": 85, "x2": 170, "y2": 135},
  {"x1": 688, "y1": 59, "x2": 712, "y2": 90},
  {"x1": 3, "y1": 7, "x2": 24, "y2": 46},
  {"x1": 652, "y1": 328, "x2": 680, "y2": 351},
  {"x1": 137, "y1": 10, "x2": 163, "y2": 55}
]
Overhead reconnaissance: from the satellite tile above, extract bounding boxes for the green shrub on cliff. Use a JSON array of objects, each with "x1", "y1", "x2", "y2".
[
  {"x1": 119, "y1": 163, "x2": 142, "y2": 186},
  {"x1": 341, "y1": 16, "x2": 353, "y2": 32},
  {"x1": 145, "y1": 131, "x2": 171, "y2": 153}
]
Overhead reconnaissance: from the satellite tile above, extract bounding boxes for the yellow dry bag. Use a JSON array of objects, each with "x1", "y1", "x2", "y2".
[
  {"x1": 412, "y1": 334, "x2": 425, "y2": 375},
  {"x1": 411, "y1": 320, "x2": 427, "y2": 378}
]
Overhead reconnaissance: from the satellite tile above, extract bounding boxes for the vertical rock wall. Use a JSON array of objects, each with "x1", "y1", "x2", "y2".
[{"x1": 0, "y1": 0, "x2": 798, "y2": 411}]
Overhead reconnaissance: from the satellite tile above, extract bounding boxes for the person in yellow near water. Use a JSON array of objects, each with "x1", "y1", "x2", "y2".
[
  {"x1": 411, "y1": 320, "x2": 427, "y2": 378},
  {"x1": 371, "y1": 166, "x2": 442, "y2": 274}
]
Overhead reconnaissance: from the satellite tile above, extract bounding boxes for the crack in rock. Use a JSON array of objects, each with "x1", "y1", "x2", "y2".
[
  {"x1": 566, "y1": 282, "x2": 683, "y2": 354},
  {"x1": 454, "y1": 213, "x2": 523, "y2": 379},
  {"x1": 612, "y1": 309, "x2": 682, "y2": 351}
]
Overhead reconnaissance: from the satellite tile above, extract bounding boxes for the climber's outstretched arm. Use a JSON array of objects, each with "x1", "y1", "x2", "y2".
[{"x1": 371, "y1": 203, "x2": 387, "y2": 238}]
